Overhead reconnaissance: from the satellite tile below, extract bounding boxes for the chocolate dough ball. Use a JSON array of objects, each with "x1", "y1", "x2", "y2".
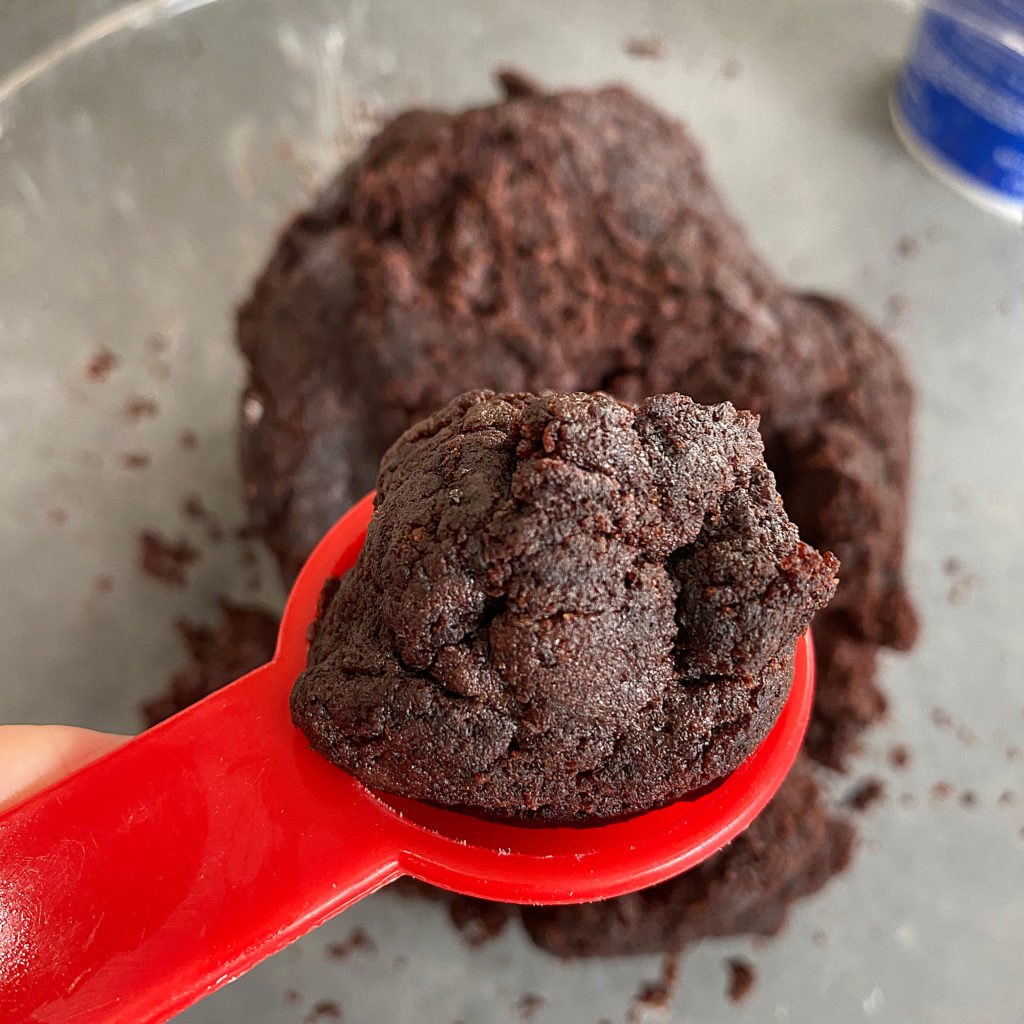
[{"x1": 290, "y1": 390, "x2": 838, "y2": 822}]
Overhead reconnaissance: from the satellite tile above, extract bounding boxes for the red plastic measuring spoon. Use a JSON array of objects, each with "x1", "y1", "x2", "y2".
[{"x1": 0, "y1": 493, "x2": 814, "y2": 1024}]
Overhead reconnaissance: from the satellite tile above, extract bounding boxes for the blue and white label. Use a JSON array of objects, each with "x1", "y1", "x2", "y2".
[{"x1": 896, "y1": 0, "x2": 1024, "y2": 201}]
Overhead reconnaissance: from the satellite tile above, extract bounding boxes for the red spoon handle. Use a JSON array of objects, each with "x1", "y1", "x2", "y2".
[
  {"x1": 0, "y1": 662, "x2": 404, "y2": 1024},
  {"x1": 0, "y1": 488, "x2": 818, "y2": 1023}
]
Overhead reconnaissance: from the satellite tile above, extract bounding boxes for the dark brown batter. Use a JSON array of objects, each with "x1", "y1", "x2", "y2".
[{"x1": 291, "y1": 390, "x2": 837, "y2": 821}]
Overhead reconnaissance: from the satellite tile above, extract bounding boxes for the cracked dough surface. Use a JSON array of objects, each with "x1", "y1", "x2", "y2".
[{"x1": 290, "y1": 390, "x2": 838, "y2": 821}]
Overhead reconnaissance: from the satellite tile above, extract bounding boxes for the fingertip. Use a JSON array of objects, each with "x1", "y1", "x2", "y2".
[{"x1": 0, "y1": 725, "x2": 131, "y2": 814}]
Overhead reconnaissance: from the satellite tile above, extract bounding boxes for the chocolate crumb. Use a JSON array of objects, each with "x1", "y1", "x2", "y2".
[
  {"x1": 285, "y1": 988, "x2": 302, "y2": 1005},
  {"x1": 48, "y1": 508, "x2": 68, "y2": 526},
  {"x1": 496, "y1": 68, "x2": 544, "y2": 99},
  {"x1": 124, "y1": 396, "x2": 159, "y2": 421},
  {"x1": 447, "y1": 896, "x2": 511, "y2": 948},
  {"x1": 998, "y1": 790, "x2": 1017, "y2": 807},
  {"x1": 182, "y1": 495, "x2": 207, "y2": 520},
  {"x1": 147, "y1": 333, "x2": 170, "y2": 354},
  {"x1": 85, "y1": 346, "x2": 118, "y2": 383},
  {"x1": 514, "y1": 993, "x2": 545, "y2": 1021},
  {"x1": 629, "y1": 951, "x2": 680, "y2": 1021},
  {"x1": 947, "y1": 577, "x2": 980, "y2": 605},
  {"x1": 304, "y1": 999, "x2": 342, "y2": 1022},
  {"x1": 122, "y1": 452, "x2": 151, "y2": 470},
  {"x1": 137, "y1": 531, "x2": 199, "y2": 587},
  {"x1": 888, "y1": 744, "x2": 910, "y2": 770},
  {"x1": 721, "y1": 57, "x2": 743, "y2": 79},
  {"x1": 943, "y1": 556, "x2": 980, "y2": 605},
  {"x1": 896, "y1": 236, "x2": 918, "y2": 259},
  {"x1": 181, "y1": 495, "x2": 225, "y2": 542},
  {"x1": 959, "y1": 789, "x2": 979, "y2": 808},
  {"x1": 954, "y1": 723, "x2": 978, "y2": 748},
  {"x1": 1007, "y1": 746, "x2": 1022, "y2": 762},
  {"x1": 928, "y1": 705, "x2": 977, "y2": 747},
  {"x1": 726, "y1": 958, "x2": 756, "y2": 1003},
  {"x1": 325, "y1": 928, "x2": 377, "y2": 960},
  {"x1": 844, "y1": 778, "x2": 885, "y2": 812},
  {"x1": 94, "y1": 575, "x2": 113, "y2": 594},
  {"x1": 179, "y1": 430, "x2": 198, "y2": 451},
  {"x1": 886, "y1": 293, "x2": 909, "y2": 318},
  {"x1": 931, "y1": 781, "x2": 954, "y2": 801},
  {"x1": 624, "y1": 35, "x2": 665, "y2": 60}
]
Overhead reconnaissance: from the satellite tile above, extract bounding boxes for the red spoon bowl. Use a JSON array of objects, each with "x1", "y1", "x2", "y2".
[{"x1": 0, "y1": 492, "x2": 814, "y2": 1024}]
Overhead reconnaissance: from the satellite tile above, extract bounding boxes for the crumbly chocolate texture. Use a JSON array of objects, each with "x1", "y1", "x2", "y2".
[
  {"x1": 291, "y1": 390, "x2": 837, "y2": 821},
  {"x1": 142, "y1": 601, "x2": 279, "y2": 727},
  {"x1": 238, "y1": 76, "x2": 916, "y2": 771}
]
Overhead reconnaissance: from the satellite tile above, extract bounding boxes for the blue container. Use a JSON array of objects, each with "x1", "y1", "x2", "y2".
[{"x1": 893, "y1": 0, "x2": 1024, "y2": 219}]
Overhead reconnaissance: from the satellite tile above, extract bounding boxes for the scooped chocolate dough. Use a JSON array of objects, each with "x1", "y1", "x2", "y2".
[
  {"x1": 238, "y1": 74, "x2": 916, "y2": 771},
  {"x1": 291, "y1": 390, "x2": 838, "y2": 822}
]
